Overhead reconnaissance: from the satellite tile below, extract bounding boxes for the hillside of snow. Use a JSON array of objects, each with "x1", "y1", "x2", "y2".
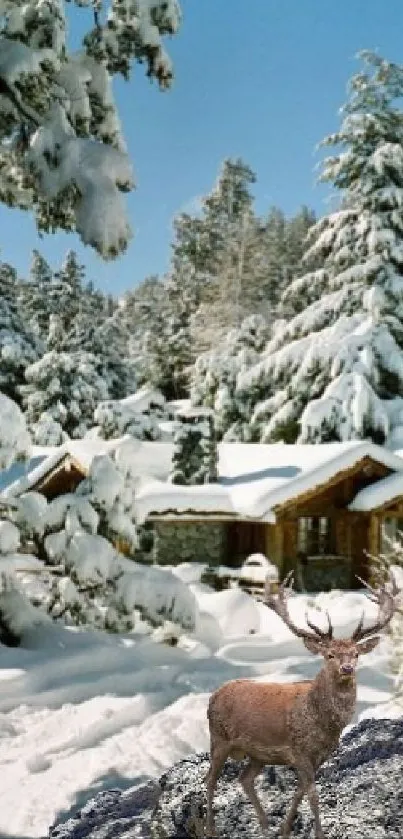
[{"x1": 0, "y1": 571, "x2": 400, "y2": 838}]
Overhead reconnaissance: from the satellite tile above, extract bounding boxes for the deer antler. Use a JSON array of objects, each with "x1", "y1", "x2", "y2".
[
  {"x1": 264, "y1": 572, "x2": 333, "y2": 641},
  {"x1": 352, "y1": 572, "x2": 400, "y2": 642}
]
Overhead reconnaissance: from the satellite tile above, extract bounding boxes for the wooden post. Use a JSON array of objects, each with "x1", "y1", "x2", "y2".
[
  {"x1": 274, "y1": 522, "x2": 284, "y2": 572},
  {"x1": 369, "y1": 514, "x2": 380, "y2": 558}
]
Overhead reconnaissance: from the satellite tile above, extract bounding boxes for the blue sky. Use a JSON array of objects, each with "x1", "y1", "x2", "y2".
[{"x1": 2, "y1": 0, "x2": 403, "y2": 296}]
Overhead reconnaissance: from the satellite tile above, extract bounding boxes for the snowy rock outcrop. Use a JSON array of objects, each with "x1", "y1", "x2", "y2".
[{"x1": 48, "y1": 717, "x2": 403, "y2": 838}]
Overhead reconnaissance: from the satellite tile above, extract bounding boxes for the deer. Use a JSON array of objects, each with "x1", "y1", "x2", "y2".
[{"x1": 205, "y1": 572, "x2": 399, "y2": 838}]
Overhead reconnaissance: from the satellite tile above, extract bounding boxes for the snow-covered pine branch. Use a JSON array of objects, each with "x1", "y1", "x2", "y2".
[{"x1": 0, "y1": 1, "x2": 181, "y2": 259}]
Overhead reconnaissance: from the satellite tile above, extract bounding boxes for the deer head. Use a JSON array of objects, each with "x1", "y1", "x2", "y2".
[{"x1": 264, "y1": 571, "x2": 399, "y2": 680}]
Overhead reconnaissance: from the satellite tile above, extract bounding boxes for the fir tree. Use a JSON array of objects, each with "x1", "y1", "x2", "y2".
[
  {"x1": 238, "y1": 52, "x2": 403, "y2": 445},
  {"x1": 191, "y1": 314, "x2": 270, "y2": 441},
  {"x1": 0, "y1": 1, "x2": 182, "y2": 258},
  {"x1": 18, "y1": 249, "x2": 53, "y2": 340},
  {"x1": 47, "y1": 250, "x2": 85, "y2": 337},
  {"x1": 0, "y1": 261, "x2": 39, "y2": 403},
  {"x1": 170, "y1": 408, "x2": 218, "y2": 484},
  {"x1": 21, "y1": 349, "x2": 109, "y2": 442}
]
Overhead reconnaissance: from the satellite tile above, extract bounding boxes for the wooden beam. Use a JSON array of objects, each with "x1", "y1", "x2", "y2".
[
  {"x1": 369, "y1": 514, "x2": 380, "y2": 559},
  {"x1": 274, "y1": 523, "x2": 284, "y2": 567},
  {"x1": 274, "y1": 455, "x2": 392, "y2": 516}
]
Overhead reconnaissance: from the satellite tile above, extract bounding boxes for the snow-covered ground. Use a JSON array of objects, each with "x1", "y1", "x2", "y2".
[{"x1": 0, "y1": 567, "x2": 401, "y2": 838}]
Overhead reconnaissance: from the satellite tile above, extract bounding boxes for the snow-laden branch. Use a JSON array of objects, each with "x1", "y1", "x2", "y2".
[{"x1": 0, "y1": 1, "x2": 182, "y2": 259}]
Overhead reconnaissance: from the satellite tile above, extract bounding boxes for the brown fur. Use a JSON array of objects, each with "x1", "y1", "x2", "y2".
[{"x1": 205, "y1": 596, "x2": 396, "y2": 839}]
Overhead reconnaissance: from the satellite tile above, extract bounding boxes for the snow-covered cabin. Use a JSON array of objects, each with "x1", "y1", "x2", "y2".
[{"x1": 3, "y1": 439, "x2": 403, "y2": 590}]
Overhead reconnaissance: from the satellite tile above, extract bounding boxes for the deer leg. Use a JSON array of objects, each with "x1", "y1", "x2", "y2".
[
  {"x1": 306, "y1": 781, "x2": 325, "y2": 839},
  {"x1": 281, "y1": 764, "x2": 324, "y2": 839},
  {"x1": 205, "y1": 743, "x2": 230, "y2": 837},
  {"x1": 280, "y1": 785, "x2": 304, "y2": 839},
  {"x1": 239, "y1": 758, "x2": 268, "y2": 830}
]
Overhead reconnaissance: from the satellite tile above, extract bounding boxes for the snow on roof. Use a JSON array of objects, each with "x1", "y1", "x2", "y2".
[
  {"x1": 2, "y1": 439, "x2": 175, "y2": 499},
  {"x1": 3, "y1": 438, "x2": 403, "y2": 521},
  {"x1": 2, "y1": 438, "x2": 128, "y2": 498},
  {"x1": 120, "y1": 386, "x2": 165, "y2": 413},
  {"x1": 244, "y1": 441, "x2": 403, "y2": 519},
  {"x1": 135, "y1": 478, "x2": 238, "y2": 524},
  {"x1": 167, "y1": 398, "x2": 192, "y2": 415},
  {"x1": 134, "y1": 440, "x2": 403, "y2": 523},
  {"x1": 0, "y1": 447, "x2": 57, "y2": 495},
  {"x1": 349, "y1": 471, "x2": 403, "y2": 512}
]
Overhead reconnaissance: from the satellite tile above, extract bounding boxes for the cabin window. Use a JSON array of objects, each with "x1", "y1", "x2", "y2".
[{"x1": 297, "y1": 517, "x2": 331, "y2": 556}]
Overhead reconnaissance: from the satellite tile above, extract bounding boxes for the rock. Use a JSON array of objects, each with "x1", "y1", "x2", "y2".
[{"x1": 49, "y1": 718, "x2": 403, "y2": 839}]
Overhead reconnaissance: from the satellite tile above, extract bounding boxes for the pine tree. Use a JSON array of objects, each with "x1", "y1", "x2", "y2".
[
  {"x1": 18, "y1": 250, "x2": 53, "y2": 340},
  {"x1": 47, "y1": 250, "x2": 85, "y2": 338},
  {"x1": 0, "y1": 261, "x2": 39, "y2": 403},
  {"x1": 169, "y1": 160, "x2": 314, "y2": 358},
  {"x1": 0, "y1": 1, "x2": 182, "y2": 259},
  {"x1": 238, "y1": 52, "x2": 403, "y2": 445},
  {"x1": 191, "y1": 314, "x2": 270, "y2": 440},
  {"x1": 122, "y1": 276, "x2": 167, "y2": 377},
  {"x1": 170, "y1": 409, "x2": 218, "y2": 484},
  {"x1": 21, "y1": 349, "x2": 109, "y2": 442}
]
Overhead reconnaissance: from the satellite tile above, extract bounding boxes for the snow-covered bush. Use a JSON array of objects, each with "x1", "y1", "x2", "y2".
[
  {"x1": 114, "y1": 558, "x2": 198, "y2": 632},
  {"x1": 0, "y1": 519, "x2": 20, "y2": 555},
  {"x1": 0, "y1": 502, "x2": 50, "y2": 646},
  {"x1": 44, "y1": 513, "x2": 198, "y2": 634},
  {"x1": 0, "y1": 571, "x2": 49, "y2": 646},
  {"x1": 77, "y1": 441, "x2": 139, "y2": 551},
  {"x1": 36, "y1": 439, "x2": 198, "y2": 635},
  {"x1": 0, "y1": 1, "x2": 182, "y2": 258}
]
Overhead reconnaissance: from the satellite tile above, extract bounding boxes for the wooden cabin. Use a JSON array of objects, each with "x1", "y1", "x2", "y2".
[
  {"x1": 146, "y1": 445, "x2": 403, "y2": 590},
  {"x1": 4, "y1": 438, "x2": 403, "y2": 590}
]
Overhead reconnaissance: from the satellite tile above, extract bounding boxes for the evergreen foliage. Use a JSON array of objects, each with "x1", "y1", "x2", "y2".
[
  {"x1": 236, "y1": 52, "x2": 403, "y2": 445},
  {"x1": 0, "y1": 1, "x2": 182, "y2": 258},
  {"x1": 21, "y1": 348, "x2": 109, "y2": 443},
  {"x1": 170, "y1": 409, "x2": 218, "y2": 485},
  {"x1": 18, "y1": 249, "x2": 53, "y2": 340},
  {"x1": 125, "y1": 158, "x2": 314, "y2": 396},
  {"x1": 0, "y1": 260, "x2": 39, "y2": 403},
  {"x1": 191, "y1": 314, "x2": 270, "y2": 441}
]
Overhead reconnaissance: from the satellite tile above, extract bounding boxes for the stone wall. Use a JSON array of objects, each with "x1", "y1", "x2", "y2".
[{"x1": 153, "y1": 521, "x2": 226, "y2": 566}]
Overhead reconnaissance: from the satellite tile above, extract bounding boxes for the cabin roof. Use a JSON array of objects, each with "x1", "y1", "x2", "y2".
[
  {"x1": 135, "y1": 440, "x2": 403, "y2": 523},
  {"x1": 2, "y1": 438, "x2": 129, "y2": 497},
  {"x1": 3, "y1": 438, "x2": 403, "y2": 522},
  {"x1": 349, "y1": 469, "x2": 403, "y2": 512}
]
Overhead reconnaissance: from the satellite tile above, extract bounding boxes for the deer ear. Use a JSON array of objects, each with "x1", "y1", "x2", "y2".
[
  {"x1": 356, "y1": 636, "x2": 380, "y2": 655},
  {"x1": 303, "y1": 637, "x2": 325, "y2": 655}
]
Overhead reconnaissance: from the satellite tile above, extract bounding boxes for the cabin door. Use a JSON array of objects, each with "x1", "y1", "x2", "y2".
[{"x1": 226, "y1": 522, "x2": 267, "y2": 566}]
